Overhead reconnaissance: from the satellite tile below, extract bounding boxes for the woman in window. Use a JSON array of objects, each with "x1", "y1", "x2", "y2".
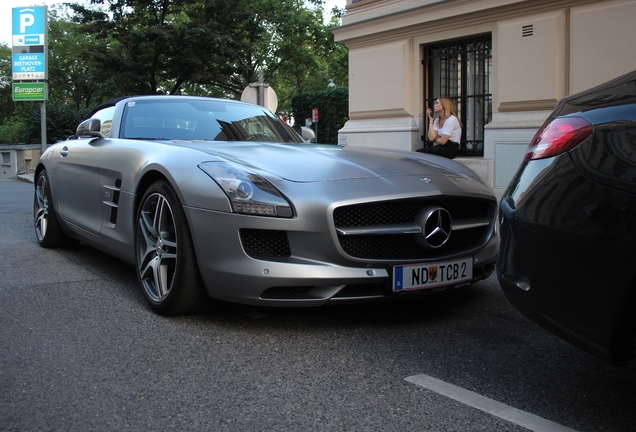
[{"x1": 417, "y1": 97, "x2": 462, "y2": 159}]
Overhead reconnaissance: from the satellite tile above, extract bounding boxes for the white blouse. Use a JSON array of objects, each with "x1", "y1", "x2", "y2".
[{"x1": 433, "y1": 115, "x2": 462, "y2": 143}]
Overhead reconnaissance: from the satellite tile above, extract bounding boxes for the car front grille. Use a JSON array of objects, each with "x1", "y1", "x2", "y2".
[
  {"x1": 333, "y1": 198, "x2": 495, "y2": 260},
  {"x1": 240, "y1": 198, "x2": 495, "y2": 261}
]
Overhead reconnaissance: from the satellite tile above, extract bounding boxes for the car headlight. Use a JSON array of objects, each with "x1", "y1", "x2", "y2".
[{"x1": 199, "y1": 162, "x2": 293, "y2": 217}]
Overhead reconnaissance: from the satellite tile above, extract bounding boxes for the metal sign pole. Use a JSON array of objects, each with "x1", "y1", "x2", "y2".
[
  {"x1": 312, "y1": 108, "x2": 319, "y2": 144},
  {"x1": 40, "y1": 101, "x2": 47, "y2": 153},
  {"x1": 257, "y1": 69, "x2": 264, "y2": 107}
]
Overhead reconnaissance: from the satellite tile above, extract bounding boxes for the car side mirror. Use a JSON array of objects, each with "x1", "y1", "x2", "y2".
[
  {"x1": 300, "y1": 126, "x2": 316, "y2": 143},
  {"x1": 76, "y1": 118, "x2": 105, "y2": 139}
]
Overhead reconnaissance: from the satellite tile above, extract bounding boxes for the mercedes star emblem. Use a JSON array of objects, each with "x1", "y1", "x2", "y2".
[{"x1": 414, "y1": 206, "x2": 453, "y2": 249}]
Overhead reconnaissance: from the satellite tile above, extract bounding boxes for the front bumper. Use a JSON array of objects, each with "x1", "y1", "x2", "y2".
[{"x1": 186, "y1": 204, "x2": 499, "y2": 308}]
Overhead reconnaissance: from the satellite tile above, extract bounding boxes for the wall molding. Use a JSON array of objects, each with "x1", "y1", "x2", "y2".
[{"x1": 498, "y1": 99, "x2": 558, "y2": 112}]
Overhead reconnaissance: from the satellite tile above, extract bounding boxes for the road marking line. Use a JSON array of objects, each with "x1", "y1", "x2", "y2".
[{"x1": 405, "y1": 374, "x2": 578, "y2": 432}]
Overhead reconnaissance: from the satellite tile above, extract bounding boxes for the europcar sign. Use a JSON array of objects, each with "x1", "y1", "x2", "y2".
[{"x1": 13, "y1": 83, "x2": 47, "y2": 101}]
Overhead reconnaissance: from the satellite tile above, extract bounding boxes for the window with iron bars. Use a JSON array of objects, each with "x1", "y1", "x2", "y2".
[{"x1": 423, "y1": 36, "x2": 492, "y2": 156}]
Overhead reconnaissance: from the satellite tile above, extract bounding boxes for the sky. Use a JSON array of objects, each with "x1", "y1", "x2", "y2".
[{"x1": 2, "y1": 0, "x2": 347, "y2": 46}]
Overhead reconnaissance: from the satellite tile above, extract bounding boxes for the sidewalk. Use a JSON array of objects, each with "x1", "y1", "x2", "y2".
[{"x1": 17, "y1": 174, "x2": 34, "y2": 184}]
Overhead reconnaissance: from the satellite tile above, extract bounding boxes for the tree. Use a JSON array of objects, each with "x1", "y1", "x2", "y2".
[
  {"x1": 48, "y1": 5, "x2": 118, "y2": 108},
  {"x1": 16, "y1": 101, "x2": 91, "y2": 144},
  {"x1": 68, "y1": 0, "x2": 190, "y2": 95},
  {"x1": 67, "y1": 0, "x2": 347, "y2": 104},
  {"x1": 0, "y1": 44, "x2": 15, "y2": 124},
  {"x1": 268, "y1": 4, "x2": 348, "y2": 116}
]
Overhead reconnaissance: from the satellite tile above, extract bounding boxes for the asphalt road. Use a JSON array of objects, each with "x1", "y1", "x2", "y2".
[{"x1": 1, "y1": 178, "x2": 635, "y2": 431}]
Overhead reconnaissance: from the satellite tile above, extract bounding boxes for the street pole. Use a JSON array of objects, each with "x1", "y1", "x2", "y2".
[
  {"x1": 257, "y1": 69, "x2": 264, "y2": 107},
  {"x1": 40, "y1": 101, "x2": 47, "y2": 154},
  {"x1": 312, "y1": 108, "x2": 319, "y2": 144}
]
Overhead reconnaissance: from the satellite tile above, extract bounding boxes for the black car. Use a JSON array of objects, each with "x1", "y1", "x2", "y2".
[{"x1": 497, "y1": 70, "x2": 636, "y2": 365}]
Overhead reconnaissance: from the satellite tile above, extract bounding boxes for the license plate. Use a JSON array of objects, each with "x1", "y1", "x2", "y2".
[{"x1": 393, "y1": 257, "x2": 473, "y2": 292}]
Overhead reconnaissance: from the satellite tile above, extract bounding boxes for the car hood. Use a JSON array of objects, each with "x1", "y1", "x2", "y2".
[{"x1": 180, "y1": 142, "x2": 474, "y2": 183}]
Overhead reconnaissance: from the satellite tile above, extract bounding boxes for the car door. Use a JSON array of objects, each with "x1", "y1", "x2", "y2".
[{"x1": 53, "y1": 136, "x2": 105, "y2": 236}]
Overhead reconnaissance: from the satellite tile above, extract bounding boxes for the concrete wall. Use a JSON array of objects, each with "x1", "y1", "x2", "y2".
[{"x1": 0, "y1": 145, "x2": 41, "y2": 180}]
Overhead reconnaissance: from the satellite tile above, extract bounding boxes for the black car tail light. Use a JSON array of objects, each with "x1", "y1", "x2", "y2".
[{"x1": 523, "y1": 117, "x2": 593, "y2": 161}]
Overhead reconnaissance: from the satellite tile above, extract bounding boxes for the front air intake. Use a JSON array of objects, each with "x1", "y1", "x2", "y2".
[{"x1": 240, "y1": 229, "x2": 291, "y2": 258}]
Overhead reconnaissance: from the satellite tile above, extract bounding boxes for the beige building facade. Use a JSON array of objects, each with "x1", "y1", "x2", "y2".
[{"x1": 332, "y1": 0, "x2": 636, "y2": 195}]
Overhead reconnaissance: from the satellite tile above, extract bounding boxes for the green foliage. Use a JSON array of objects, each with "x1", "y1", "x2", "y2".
[
  {"x1": 0, "y1": 44, "x2": 15, "y2": 125},
  {"x1": 46, "y1": 102, "x2": 92, "y2": 142},
  {"x1": 65, "y1": 0, "x2": 339, "y2": 99},
  {"x1": 291, "y1": 87, "x2": 348, "y2": 144},
  {"x1": 267, "y1": 4, "x2": 348, "y2": 116},
  {"x1": 47, "y1": 6, "x2": 116, "y2": 108},
  {"x1": 15, "y1": 101, "x2": 91, "y2": 144},
  {"x1": 0, "y1": 118, "x2": 23, "y2": 144}
]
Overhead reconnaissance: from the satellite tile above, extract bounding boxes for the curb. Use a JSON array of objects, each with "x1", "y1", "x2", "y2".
[{"x1": 17, "y1": 174, "x2": 34, "y2": 184}]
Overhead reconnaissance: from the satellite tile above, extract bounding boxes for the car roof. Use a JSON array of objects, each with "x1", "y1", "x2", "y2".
[{"x1": 553, "y1": 69, "x2": 636, "y2": 116}]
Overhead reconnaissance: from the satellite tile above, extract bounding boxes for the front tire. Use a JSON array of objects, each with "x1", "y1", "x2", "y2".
[{"x1": 135, "y1": 180, "x2": 209, "y2": 315}]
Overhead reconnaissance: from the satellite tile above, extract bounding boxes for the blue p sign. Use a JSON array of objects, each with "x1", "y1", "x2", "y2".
[
  {"x1": 20, "y1": 12, "x2": 35, "y2": 33},
  {"x1": 12, "y1": 7, "x2": 46, "y2": 37}
]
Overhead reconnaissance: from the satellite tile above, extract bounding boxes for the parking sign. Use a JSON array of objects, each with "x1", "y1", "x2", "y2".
[
  {"x1": 12, "y1": 6, "x2": 47, "y2": 46},
  {"x1": 12, "y1": 6, "x2": 48, "y2": 81}
]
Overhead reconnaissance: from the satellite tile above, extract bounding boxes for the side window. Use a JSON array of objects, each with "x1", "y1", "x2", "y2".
[{"x1": 90, "y1": 106, "x2": 116, "y2": 138}]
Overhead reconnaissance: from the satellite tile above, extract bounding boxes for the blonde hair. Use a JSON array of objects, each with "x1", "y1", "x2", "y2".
[{"x1": 438, "y1": 97, "x2": 462, "y2": 129}]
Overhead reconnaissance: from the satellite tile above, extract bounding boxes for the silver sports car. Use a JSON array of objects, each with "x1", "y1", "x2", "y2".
[{"x1": 34, "y1": 95, "x2": 499, "y2": 315}]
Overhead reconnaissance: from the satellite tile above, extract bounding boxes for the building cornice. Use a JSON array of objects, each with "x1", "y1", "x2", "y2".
[{"x1": 333, "y1": 0, "x2": 604, "y2": 47}]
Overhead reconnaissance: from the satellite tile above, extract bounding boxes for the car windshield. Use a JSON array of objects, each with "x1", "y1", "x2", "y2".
[{"x1": 118, "y1": 99, "x2": 304, "y2": 143}]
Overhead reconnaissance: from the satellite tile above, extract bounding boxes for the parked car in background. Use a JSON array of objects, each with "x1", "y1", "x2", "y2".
[
  {"x1": 34, "y1": 95, "x2": 499, "y2": 315},
  {"x1": 497, "y1": 70, "x2": 636, "y2": 365}
]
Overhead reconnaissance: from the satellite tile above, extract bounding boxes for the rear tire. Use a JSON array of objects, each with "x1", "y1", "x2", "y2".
[
  {"x1": 135, "y1": 180, "x2": 210, "y2": 315},
  {"x1": 34, "y1": 169, "x2": 77, "y2": 248}
]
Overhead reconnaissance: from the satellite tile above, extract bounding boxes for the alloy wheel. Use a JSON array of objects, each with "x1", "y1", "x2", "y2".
[
  {"x1": 136, "y1": 192, "x2": 178, "y2": 303},
  {"x1": 34, "y1": 174, "x2": 50, "y2": 242}
]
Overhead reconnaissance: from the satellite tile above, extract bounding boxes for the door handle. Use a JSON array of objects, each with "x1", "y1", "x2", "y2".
[{"x1": 61, "y1": 146, "x2": 69, "y2": 157}]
